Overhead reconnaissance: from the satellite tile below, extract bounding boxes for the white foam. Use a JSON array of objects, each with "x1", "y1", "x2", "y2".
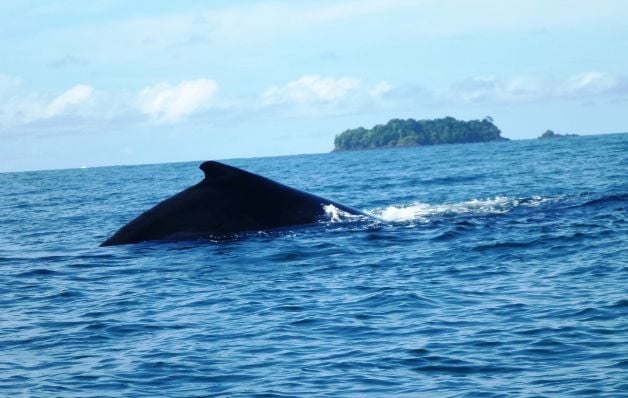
[
  {"x1": 370, "y1": 196, "x2": 554, "y2": 223},
  {"x1": 323, "y1": 204, "x2": 363, "y2": 223}
]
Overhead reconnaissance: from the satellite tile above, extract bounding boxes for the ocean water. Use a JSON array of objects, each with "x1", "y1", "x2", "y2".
[{"x1": 1, "y1": 133, "x2": 627, "y2": 397}]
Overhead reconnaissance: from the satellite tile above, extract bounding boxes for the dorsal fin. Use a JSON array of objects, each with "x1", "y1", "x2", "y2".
[{"x1": 199, "y1": 161, "x2": 240, "y2": 181}]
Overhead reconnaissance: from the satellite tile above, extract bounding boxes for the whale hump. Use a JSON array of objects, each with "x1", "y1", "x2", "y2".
[{"x1": 101, "y1": 161, "x2": 367, "y2": 246}]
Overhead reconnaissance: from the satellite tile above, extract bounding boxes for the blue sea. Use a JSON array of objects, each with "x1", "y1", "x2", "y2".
[{"x1": 1, "y1": 134, "x2": 627, "y2": 397}]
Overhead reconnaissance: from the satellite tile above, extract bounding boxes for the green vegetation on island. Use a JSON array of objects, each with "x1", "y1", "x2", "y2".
[
  {"x1": 538, "y1": 130, "x2": 579, "y2": 139},
  {"x1": 333, "y1": 116, "x2": 508, "y2": 151}
]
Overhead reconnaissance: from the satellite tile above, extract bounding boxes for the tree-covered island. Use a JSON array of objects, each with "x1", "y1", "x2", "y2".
[{"x1": 333, "y1": 116, "x2": 508, "y2": 151}]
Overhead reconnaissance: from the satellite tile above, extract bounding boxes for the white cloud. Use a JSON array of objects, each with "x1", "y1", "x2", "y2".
[
  {"x1": 447, "y1": 75, "x2": 542, "y2": 102},
  {"x1": 369, "y1": 81, "x2": 393, "y2": 98},
  {"x1": 448, "y1": 75, "x2": 545, "y2": 103},
  {"x1": 261, "y1": 75, "x2": 360, "y2": 106},
  {"x1": 447, "y1": 72, "x2": 625, "y2": 104},
  {"x1": 558, "y1": 72, "x2": 618, "y2": 97},
  {"x1": 45, "y1": 84, "x2": 93, "y2": 117},
  {"x1": 0, "y1": 82, "x2": 95, "y2": 126},
  {"x1": 137, "y1": 79, "x2": 218, "y2": 123}
]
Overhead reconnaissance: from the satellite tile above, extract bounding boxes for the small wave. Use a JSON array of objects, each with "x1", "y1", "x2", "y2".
[
  {"x1": 371, "y1": 196, "x2": 556, "y2": 222},
  {"x1": 15, "y1": 268, "x2": 62, "y2": 278},
  {"x1": 578, "y1": 192, "x2": 628, "y2": 208}
]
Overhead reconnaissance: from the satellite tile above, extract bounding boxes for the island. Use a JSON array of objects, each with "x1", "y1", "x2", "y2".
[
  {"x1": 538, "y1": 130, "x2": 578, "y2": 139},
  {"x1": 333, "y1": 116, "x2": 508, "y2": 151}
]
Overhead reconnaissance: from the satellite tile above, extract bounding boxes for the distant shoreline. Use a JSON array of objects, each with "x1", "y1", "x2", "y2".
[{"x1": 2, "y1": 131, "x2": 626, "y2": 174}]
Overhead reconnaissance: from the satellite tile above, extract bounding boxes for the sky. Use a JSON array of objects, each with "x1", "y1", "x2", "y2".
[{"x1": 1, "y1": 0, "x2": 628, "y2": 172}]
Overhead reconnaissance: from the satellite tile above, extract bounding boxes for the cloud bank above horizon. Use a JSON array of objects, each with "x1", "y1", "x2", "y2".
[{"x1": 2, "y1": 71, "x2": 625, "y2": 129}]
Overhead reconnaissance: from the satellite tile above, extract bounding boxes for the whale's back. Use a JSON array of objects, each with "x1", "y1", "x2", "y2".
[{"x1": 101, "y1": 161, "x2": 366, "y2": 246}]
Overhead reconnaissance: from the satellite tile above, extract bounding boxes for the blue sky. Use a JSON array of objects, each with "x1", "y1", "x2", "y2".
[{"x1": 1, "y1": 0, "x2": 628, "y2": 172}]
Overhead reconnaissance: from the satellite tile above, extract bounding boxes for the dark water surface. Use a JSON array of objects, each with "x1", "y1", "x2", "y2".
[{"x1": 1, "y1": 134, "x2": 627, "y2": 396}]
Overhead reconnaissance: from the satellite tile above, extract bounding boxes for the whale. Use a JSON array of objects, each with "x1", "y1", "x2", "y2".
[{"x1": 101, "y1": 160, "x2": 368, "y2": 246}]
